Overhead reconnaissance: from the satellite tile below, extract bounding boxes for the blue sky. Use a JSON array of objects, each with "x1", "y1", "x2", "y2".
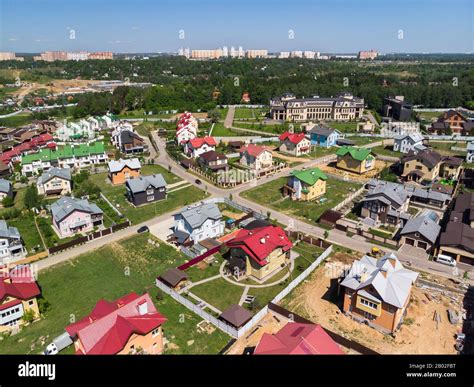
[{"x1": 0, "y1": 0, "x2": 472, "y2": 53}]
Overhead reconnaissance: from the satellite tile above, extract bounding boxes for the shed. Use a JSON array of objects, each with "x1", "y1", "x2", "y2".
[
  {"x1": 159, "y1": 268, "x2": 188, "y2": 289},
  {"x1": 219, "y1": 304, "x2": 253, "y2": 328},
  {"x1": 318, "y1": 210, "x2": 344, "y2": 228}
]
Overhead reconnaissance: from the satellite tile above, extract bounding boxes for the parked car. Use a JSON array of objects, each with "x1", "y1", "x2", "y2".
[
  {"x1": 436, "y1": 254, "x2": 457, "y2": 267},
  {"x1": 195, "y1": 179, "x2": 202, "y2": 185},
  {"x1": 137, "y1": 226, "x2": 150, "y2": 234}
]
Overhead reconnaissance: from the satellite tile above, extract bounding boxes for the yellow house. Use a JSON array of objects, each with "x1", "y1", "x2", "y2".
[
  {"x1": 0, "y1": 266, "x2": 41, "y2": 333},
  {"x1": 226, "y1": 224, "x2": 293, "y2": 281},
  {"x1": 336, "y1": 146, "x2": 375, "y2": 174},
  {"x1": 401, "y1": 150, "x2": 442, "y2": 182},
  {"x1": 283, "y1": 167, "x2": 328, "y2": 201}
]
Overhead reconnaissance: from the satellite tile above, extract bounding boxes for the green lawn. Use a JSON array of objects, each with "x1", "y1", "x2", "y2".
[
  {"x1": 428, "y1": 141, "x2": 466, "y2": 156},
  {"x1": 88, "y1": 164, "x2": 208, "y2": 224},
  {"x1": 210, "y1": 122, "x2": 246, "y2": 137},
  {"x1": 190, "y1": 278, "x2": 244, "y2": 312},
  {"x1": 233, "y1": 107, "x2": 268, "y2": 120},
  {"x1": 0, "y1": 233, "x2": 229, "y2": 355},
  {"x1": 302, "y1": 146, "x2": 337, "y2": 159},
  {"x1": 0, "y1": 187, "x2": 26, "y2": 216},
  {"x1": 371, "y1": 145, "x2": 402, "y2": 157},
  {"x1": 0, "y1": 113, "x2": 35, "y2": 128},
  {"x1": 327, "y1": 122, "x2": 359, "y2": 133},
  {"x1": 348, "y1": 136, "x2": 383, "y2": 146},
  {"x1": 241, "y1": 176, "x2": 361, "y2": 224},
  {"x1": 232, "y1": 122, "x2": 285, "y2": 134},
  {"x1": 8, "y1": 212, "x2": 45, "y2": 255}
]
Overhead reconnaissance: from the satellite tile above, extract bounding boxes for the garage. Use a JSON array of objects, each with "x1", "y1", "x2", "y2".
[
  {"x1": 459, "y1": 255, "x2": 474, "y2": 266},
  {"x1": 405, "y1": 238, "x2": 415, "y2": 246},
  {"x1": 417, "y1": 241, "x2": 428, "y2": 250}
]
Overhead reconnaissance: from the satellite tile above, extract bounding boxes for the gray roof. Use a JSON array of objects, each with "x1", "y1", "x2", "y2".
[
  {"x1": 400, "y1": 211, "x2": 441, "y2": 244},
  {"x1": 0, "y1": 178, "x2": 12, "y2": 193},
  {"x1": 365, "y1": 182, "x2": 409, "y2": 208},
  {"x1": 108, "y1": 158, "x2": 141, "y2": 173},
  {"x1": 0, "y1": 220, "x2": 20, "y2": 240},
  {"x1": 340, "y1": 253, "x2": 418, "y2": 308},
  {"x1": 51, "y1": 196, "x2": 103, "y2": 223},
  {"x1": 126, "y1": 174, "x2": 167, "y2": 194},
  {"x1": 177, "y1": 202, "x2": 222, "y2": 229},
  {"x1": 394, "y1": 133, "x2": 424, "y2": 143},
  {"x1": 308, "y1": 126, "x2": 339, "y2": 137},
  {"x1": 37, "y1": 167, "x2": 71, "y2": 185}
]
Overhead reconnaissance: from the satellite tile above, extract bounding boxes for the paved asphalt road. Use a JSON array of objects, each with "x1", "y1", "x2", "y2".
[{"x1": 36, "y1": 129, "x2": 474, "y2": 286}]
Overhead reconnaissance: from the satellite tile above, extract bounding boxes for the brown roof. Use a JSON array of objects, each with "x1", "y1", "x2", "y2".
[
  {"x1": 219, "y1": 304, "x2": 253, "y2": 328},
  {"x1": 198, "y1": 238, "x2": 221, "y2": 250},
  {"x1": 439, "y1": 193, "x2": 474, "y2": 253},
  {"x1": 199, "y1": 150, "x2": 227, "y2": 163},
  {"x1": 159, "y1": 268, "x2": 188, "y2": 287},
  {"x1": 402, "y1": 150, "x2": 442, "y2": 169},
  {"x1": 442, "y1": 155, "x2": 463, "y2": 167}
]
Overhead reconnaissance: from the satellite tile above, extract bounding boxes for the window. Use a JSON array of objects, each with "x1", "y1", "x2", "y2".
[
  {"x1": 147, "y1": 195, "x2": 154, "y2": 202},
  {"x1": 28, "y1": 300, "x2": 35, "y2": 306},
  {"x1": 152, "y1": 328, "x2": 160, "y2": 337},
  {"x1": 360, "y1": 298, "x2": 377, "y2": 310}
]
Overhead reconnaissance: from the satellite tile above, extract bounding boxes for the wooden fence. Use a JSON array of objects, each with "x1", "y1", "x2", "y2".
[{"x1": 48, "y1": 220, "x2": 131, "y2": 255}]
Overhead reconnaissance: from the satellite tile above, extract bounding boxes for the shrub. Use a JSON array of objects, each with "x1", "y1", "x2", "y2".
[
  {"x1": 38, "y1": 298, "x2": 52, "y2": 315},
  {"x1": 22, "y1": 309, "x2": 36, "y2": 324},
  {"x1": 2, "y1": 196, "x2": 14, "y2": 207}
]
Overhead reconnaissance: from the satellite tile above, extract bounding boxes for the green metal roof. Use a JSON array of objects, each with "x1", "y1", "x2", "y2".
[
  {"x1": 21, "y1": 142, "x2": 106, "y2": 165},
  {"x1": 290, "y1": 167, "x2": 328, "y2": 186},
  {"x1": 336, "y1": 146, "x2": 373, "y2": 161}
]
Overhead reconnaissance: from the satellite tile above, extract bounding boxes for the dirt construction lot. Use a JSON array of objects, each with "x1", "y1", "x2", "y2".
[
  {"x1": 280, "y1": 252, "x2": 460, "y2": 354},
  {"x1": 319, "y1": 160, "x2": 390, "y2": 182}
]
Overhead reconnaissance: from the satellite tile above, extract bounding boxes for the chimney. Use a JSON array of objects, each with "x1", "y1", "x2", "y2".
[
  {"x1": 137, "y1": 300, "x2": 148, "y2": 315},
  {"x1": 260, "y1": 238, "x2": 266, "y2": 244}
]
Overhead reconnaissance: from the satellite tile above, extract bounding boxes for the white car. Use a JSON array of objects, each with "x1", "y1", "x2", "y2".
[{"x1": 43, "y1": 343, "x2": 58, "y2": 355}]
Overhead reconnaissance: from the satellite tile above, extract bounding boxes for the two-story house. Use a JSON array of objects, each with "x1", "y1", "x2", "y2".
[
  {"x1": 113, "y1": 130, "x2": 145, "y2": 154},
  {"x1": 401, "y1": 150, "x2": 463, "y2": 183},
  {"x1": 283, "y1": 168, "x2": 328, "y2": 201},
  {"x1": 336, "y1": 146, "x2": 375, "y2": 174},
  {"x1": 0, "y1": 220, "x2": 26, "y2": 263},
  {"x1": 0, "y1": 265, "x2": 41, "y2": 333},
  {"x1": 0, "y1": 179, "x2": 13, "y2": 202},
  {"x1": 278, "y1": 132, "x2": 311, "y2": 156},
  {"x1": 340, "y1": 253, "x2": 418, "y2": 333},
  {"x1": 65, "y1": 292, "x2": 167, "y2": 355},
  {"x1": 172, "y1": 202, "x2": 224, "y2": 245},
  {"x1": 436, "y1": 110, "x2": 467, "y2": 134},
  {"x1": 226, "y1": 224, "x2": 293, "y2": 281},
  {"x1": 308, "y1": 126, "x2": 342, "y2": 148},
  {"x1": 51, "y1": 196, "x2": 104, "y2": 238},
  {"x1": 198, "y1": 150, "x2": 229, "y2": 171},
  {"x1": 37, "y1": 167, "x2": 72, "y2": 196},
  {"x1": 239, "y1": 144, "x2": 273, "y2": 170},
  {"x1": 126, "y1": 174, "x2": 167, "y2": 206},
  {"x1": 399, "y1": 210, "x2": 441, "y2": 253},
  {"x1": 393, "y1": 133, "x2": 426, "y2": 154},
  {"x1": 185, "y1": 136, "x2": 217, "y2": 158},
  {"x1": 108, "y1": 158, "x2": 141, "y2": 185}
]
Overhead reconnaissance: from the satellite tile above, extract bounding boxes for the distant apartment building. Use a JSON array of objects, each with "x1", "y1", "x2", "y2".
[
  {"x1": 246, "y1": 49, "x2": 268, "y2": 58},
  {"x1": 34, "y1": 51, "x2": 113, "y2": 62},
  {"x1": 358, "y1": 50, "x2": 378, "y2": 60},
  {"x1": 0, "y1": 52, "x2": 23, "y2": 61},
  {"x1": 191, "y1": 49, "x2": 223, "y2": 59},
  {"x1": 383, "y1": 96, "x2": 413, "y2": 122},
  {"x1": 279, "y1": 51, "x2": 290, "y2": 59},
  {"x1": 270, "y1": 93, "x2": 364, "y2": 122},
  {"x1": 88, "y1": 51, "x2": 113, "y2": 60}
]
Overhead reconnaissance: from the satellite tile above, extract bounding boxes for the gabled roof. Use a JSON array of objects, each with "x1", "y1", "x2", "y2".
[
  {"x1": 340, "y1": 253, "x2": 418, "y2": 308},
  {"x1": 108, "y1": 158, "x2": 141, "y2": 173},
  {"x1": 336, "y1": 146, "x2": 373, "y2": 161},
  {"x1": 394, "y1": 133, "x2": 424, "y2": 143},
  {"x1": 239, "y1": 143, "x2": 270, "y2": 158},
  {"x1": 290, "y1": 168, "x2": 328, "y2": 186},
  {"x1": 159, "y1": 268, "x2": 188, "y2": 288},
  {"x1": 400, "y1": 211, "x2": 441, "y2": 244},
  {"x1": 51, "y1": 196, "x2": 103, "y2": 223},
  {"x1": 188, "y1": 136, "x2": 216, "y2": 149},
  {"x1": 308, "y1": 126, "x2": 339, "y2": 137},
  {"x1": 254, "y1": 322, "x2": 344, "y2": 355},
  {"x1": 226, "y1": 225, "x2": 293, "y2": 266},
  {"x1": 219, "y1": 304, "x2": 253, "y2": 328},
  {"x1": 0, "y1": 219, "x2": 20, "y2": 240},
  {"x1": 37, "y1": 167, "x2": 71, "y2": 185},
  {"x1": 65, "y1": 293, "x2": 166, "y2": 355},
  {"x1": 119, "y1": 130, "x2": 143, "y2": 144},
  {"x1": 402, "y1": 149, "x2": 442, "y2": 169},
  {"x1": 0, "y1": 265, "x2": 40, "y2": 302},
  {"x1": 126, "y1": 174, "x2": 167, "y2": 194},
  {"x1": 279, "y1": 132, "x2": 308, "y2": 145},
  {"x1": 199, "y1": 150, "x2": 227, "y2": 163},
  {"x1": 177, "y1": 202, "x2": 222, "y2": 229},
  {"x1": 438, "y1": 109, "x2": 466, "y2": 122}
]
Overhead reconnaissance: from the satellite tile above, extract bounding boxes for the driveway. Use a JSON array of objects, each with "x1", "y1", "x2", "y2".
[{"x1": 149, "y1": 217, "x2": 174, "y2": 241}]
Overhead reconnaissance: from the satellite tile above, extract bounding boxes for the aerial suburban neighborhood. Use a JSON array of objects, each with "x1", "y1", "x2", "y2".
[{"x1": 0, "y1": 0, "x2": 472, "y2": 385}]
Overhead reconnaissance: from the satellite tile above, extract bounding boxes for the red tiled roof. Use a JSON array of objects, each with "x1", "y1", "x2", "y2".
[
  {"x1": 0, "y1": 266, "x2": 41, "y2": 302},
  {"x1": 279, "y1": 132, "x2": 307, "y2": 145},
  {"x1": 239, "y1": 143, "x2": 268, "y2": 158},
  {"x1": 226, "y1": 225, "x2": 292, "y2": 266},
  {"x1": 189, "y1": 136, "x2": 216, "y2": 149},
  {"x1": 0, "y1": 133, "x2": 55, "y2": 163},
  {"x1": 65, "y1": 292, "x2": 166, "y2": 355},
  {"x1": 254, "y1": 322, "x2": 345, "y2": 355}
]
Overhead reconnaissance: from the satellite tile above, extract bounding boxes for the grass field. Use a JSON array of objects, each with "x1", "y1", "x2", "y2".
[
  {"x1": 349, "y1": 136, "x2": 383, "y2": 146},
  {"x1": 0, "y1": 187, "x2": 26, "y2": 216},
  {"x1": 241, "y1": 176, "x2": 361, "y2": 224},
  {"x1": 0, "y1": 233, "x2": 229, "y2": 355},
  {"x1": 371, "y1": 145, "x2": 402, "y2": 157},
  {"x1": 88, "y1": 164, "x2": 208, "y2": 224},
  {"x1": 8, "y1": 213, "x2": 45, "y2": 254},
  {"x1": 232, "y1": 122, "x2": 285, "y2": 134},
  {"x1": 327, "y1": 122, "x2": 359, "y2": 132},
  {"x1": 190, "y1": 278, "x2": 244, "y2": 312},
  {"x1": 233, "y1": 107, "x2": 268, "y2": 120},
  {"x1": 210, "y1": 122, "x2": 245, "y2": 137},
  {"x1": 0, "y1": 113, "x2": 35, "y2": 128},
  {"x1": 302, "y1": 146, "x2": 337, "y2": 159},
  {"x1": 428, "y1": 141, "x2": 466, "y2": 156}
]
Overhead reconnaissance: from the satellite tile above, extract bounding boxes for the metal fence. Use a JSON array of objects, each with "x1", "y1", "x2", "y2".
[{"x1": 334, "y1": 186, "x2": 366, "y2": 211}]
